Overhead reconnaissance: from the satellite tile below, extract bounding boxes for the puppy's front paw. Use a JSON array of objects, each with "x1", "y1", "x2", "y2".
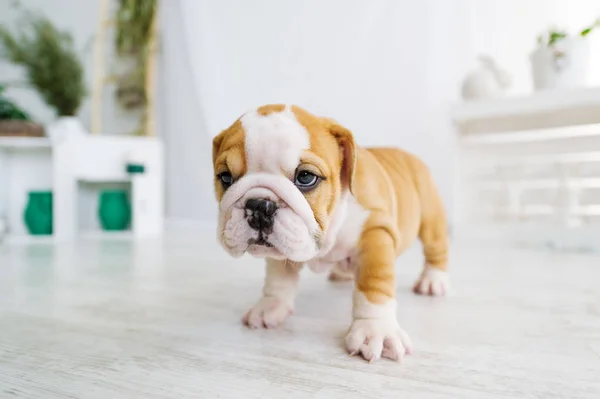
[
  {"x1": 242, "y1": 296, "x2": 293, "y2": 329},
  {"x1": 413, "y1": 265, "x2": 449, "y2": 296},
  {"x1": 345, "y1": 318, "x2": 413, "y2": 363}
]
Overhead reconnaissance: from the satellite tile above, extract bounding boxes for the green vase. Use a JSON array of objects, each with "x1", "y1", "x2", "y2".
[
  {"x1": 98, "y1": 190, "x2": 131, "y2": 231},
  {"x1": 23, "y1": 191, "x2": 53, "y2": 235}
]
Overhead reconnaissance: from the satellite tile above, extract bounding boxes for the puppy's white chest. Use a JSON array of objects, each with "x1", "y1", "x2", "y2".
[{"x1": 307, "y1": 195, "x2": 369, "y2": 273}]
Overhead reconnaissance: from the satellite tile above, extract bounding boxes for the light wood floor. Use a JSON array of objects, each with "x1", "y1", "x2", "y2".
[{"x1": 0, "y1": 231, "x2": 599, "y2": 398}]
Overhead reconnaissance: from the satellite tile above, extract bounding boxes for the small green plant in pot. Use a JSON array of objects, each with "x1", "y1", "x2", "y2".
[
  {"x1": 0, "y1": 85, "x2": 30, "y2": 121},
  {"x1": 531, "y1": 18, "x2": 600, "y2": 91},
  {"x1": 0, "y1": 84, "x2": 45, "y2": 137},
  {"x1": 0, "y1": 10, "x2": 87, "y2": 139}
]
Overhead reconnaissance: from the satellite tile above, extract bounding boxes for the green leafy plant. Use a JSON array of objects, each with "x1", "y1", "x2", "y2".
[
  {"x1": 113, "y1": 0, "x2": 157, "y2": 135},
  {"x1": 0, "y1": 84, "x2": 31, "y2": 121},
  {"x1": 580, "y1": 18, "x2": 600, "y2": 37},
  {"x1": 0, "y1": 12, "x2": 86, "y2": 116},
  {"x1": 537, "y1": 18, "x2": 600, "y2": 47}
]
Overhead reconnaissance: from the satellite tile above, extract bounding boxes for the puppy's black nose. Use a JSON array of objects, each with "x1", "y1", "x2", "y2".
[
  {"x1": 246, "y1": 198, "x2": 277, "y2": 216},
  {"x1": 245, "y1": 198, "x2": 277, "y2": 232}
]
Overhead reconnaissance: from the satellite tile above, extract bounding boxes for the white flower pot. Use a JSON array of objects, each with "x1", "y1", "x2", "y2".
[
  {"x1": 530, "y1": 37, "x2": 590, "y2": 91},
  {"x1": 46, "y1": 116, "x2": 87, "y2": 143}
]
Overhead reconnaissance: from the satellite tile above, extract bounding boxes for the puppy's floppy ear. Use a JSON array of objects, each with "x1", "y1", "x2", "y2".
[
  {"x1": 212, "y1": 130, "x2": 227, "y2": 165},
  {"x1": 322, "y1": 118, "x2": 356, "y2": 194}
]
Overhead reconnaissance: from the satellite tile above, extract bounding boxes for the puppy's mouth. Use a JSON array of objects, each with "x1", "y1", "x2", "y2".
[
  {"x1": 245, "y1": 233, "x2": 282, "y2": 259},
  {"x1": 247, "y1": 235, "x2": 274, "y2": 248}
]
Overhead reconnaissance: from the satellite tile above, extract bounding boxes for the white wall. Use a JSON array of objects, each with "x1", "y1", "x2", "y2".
[
  {"x1": 166, "y1": 0, "x2": 600, "y2": 227},
  {"x1": 175, "y1": 0, "x2": 468, "y2": 226},
  {"x1": 158, "y1": 1, "x2": 216, "y2": 222}
]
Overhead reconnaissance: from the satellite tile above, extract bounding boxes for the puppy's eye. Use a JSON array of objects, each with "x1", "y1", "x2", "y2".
[
  {"x1": 217, "y1": 172, "x2": 234, "y2": 188},
  {"x1": 294, "y1": 171, "x2": 320, "y2": 189}
]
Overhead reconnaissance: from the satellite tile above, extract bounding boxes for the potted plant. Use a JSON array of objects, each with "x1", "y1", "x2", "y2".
[
  {"x1": 0, "y1": 10, "x2": 87, "y2": 141},
  {"x1": 0, "y1": 84, "x2": 44, "y2": 137},
  {"x1": 0, "y1": 84, "x2": 29, "y2": 121},
  {"x1": 531, "y1": 19, "x2": 600, "y2": 91}
]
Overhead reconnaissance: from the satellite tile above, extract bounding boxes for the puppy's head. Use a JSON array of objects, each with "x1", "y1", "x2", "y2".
[{"x1": 212, "y1": 104, "x2": 355, "y2": 262}]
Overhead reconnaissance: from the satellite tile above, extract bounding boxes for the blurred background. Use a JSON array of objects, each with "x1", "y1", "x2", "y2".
[{"x1": 1, "y1": 0, "x2": 600, "y2": 249}]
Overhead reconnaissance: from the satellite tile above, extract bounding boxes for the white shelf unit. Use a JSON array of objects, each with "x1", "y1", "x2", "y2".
[
  {"x1": 452, "y1": 87, "x2": 600, "y2": 251},
  {"x1": 452, "y1": 87, "x2": 600, "y2": 134},
  {"x1": 0, "y1": 137, "x2": 53, "y2": 240},
  {"x1": 0, "y1": 137, "x2": 52, "y2": 149},
  {"x1": 0, "y1": 134, "x2": 164, "y2": 243}
]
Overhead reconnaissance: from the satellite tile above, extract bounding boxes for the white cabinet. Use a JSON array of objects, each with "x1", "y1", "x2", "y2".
[{"x1": 0, "y1": 134, "x2": 164, "y2": 243}]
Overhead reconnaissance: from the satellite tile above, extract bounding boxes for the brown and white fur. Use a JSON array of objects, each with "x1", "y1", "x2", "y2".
[{"x1": 212, "y1": 104, "x2": 449, "y2": 363}]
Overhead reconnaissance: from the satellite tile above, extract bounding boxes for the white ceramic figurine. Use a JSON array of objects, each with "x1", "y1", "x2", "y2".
[{"x1": 461, "y1": 55, "x2": 512, "y2": 101}]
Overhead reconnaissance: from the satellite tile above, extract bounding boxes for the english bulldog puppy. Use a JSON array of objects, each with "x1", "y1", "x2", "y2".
[{"x1": 212, "y1": 104, "x2": 449, "y2": 363}]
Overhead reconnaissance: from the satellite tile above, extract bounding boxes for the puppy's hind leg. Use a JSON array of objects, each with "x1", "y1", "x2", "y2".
[
  {"x1": 328, "y1": 257, "x2": 355, "y2": 282},
  {"x1": 412, "y1": 167, "x2": 450, "y2": 296}
]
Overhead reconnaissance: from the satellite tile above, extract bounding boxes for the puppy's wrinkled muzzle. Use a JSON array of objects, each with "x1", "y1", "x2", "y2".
[{"x1": 217, "y1": 173, "x2": 320, "y2": 261}]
